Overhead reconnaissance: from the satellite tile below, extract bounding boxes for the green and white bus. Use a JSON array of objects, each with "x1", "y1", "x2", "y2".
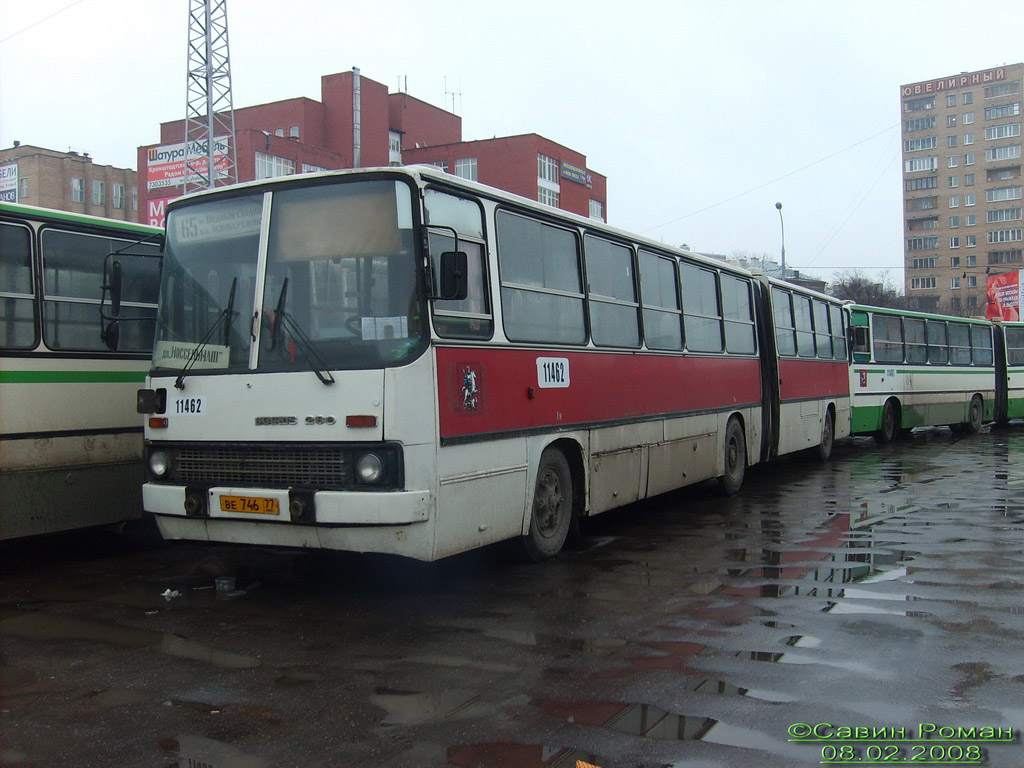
[
  {"x1": 0, "y1": 202, "x2": 162, "y2": 539},
  {"x1": 847, "y1": 304, "x2": 995, "y2": 442}
]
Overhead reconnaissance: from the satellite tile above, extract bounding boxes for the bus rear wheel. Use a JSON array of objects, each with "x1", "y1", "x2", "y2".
[
  {"x1": 963, "y1": 395, "x2": 983, "y2": 434},
  {"x1": 816, "y1": 409, "x2": 835, "y2": 462},
  {"x1": 875, "y1": 399, "x2": 898, "y2": 444},
  {"x1": 719, "y1": 417, "x2": 746, "y2": 496},
  {"x1": 519, "y1": 448, "x2": 573, "y2": 562}
]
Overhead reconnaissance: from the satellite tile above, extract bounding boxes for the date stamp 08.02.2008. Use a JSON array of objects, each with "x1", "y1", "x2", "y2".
[{"x1": 788, "y1": 722, "x2": 1017, "y2": 764}]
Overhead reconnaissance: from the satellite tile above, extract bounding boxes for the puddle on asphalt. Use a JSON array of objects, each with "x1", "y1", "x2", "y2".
[{"x1": 0, "y1": 610, "x2": 259, "y2": 669}]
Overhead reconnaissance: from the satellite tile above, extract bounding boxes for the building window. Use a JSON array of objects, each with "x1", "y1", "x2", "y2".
[
  {"x1": 950, "y1": 236, "x2": 960, "y2": 248},
  {"x1": 950, "y1": 216, "x2": 960, "y2": 228},
  {"x1": 906, "y1": 136, "x2": 937, "y2": 151},
  {"x1": 965, "y1": 153, "x2": 975, "y2": 165},
  {"x1": 987, "y1": 186, "x2": 1023, "y2": 202},
  {"x1": 965, "y1": 173, "x2": 975, "y2": 185},
  {"x1": 589, "y1": 199, "x2": 605, "y2": 221},
  {"x1": 988, "y1": 228, "x2": 1023, "y2": 243},
  {"x1": 908, "y1": 196, "x2": 938, "y2": 210},
  {"x1": 950, "y1": 256, "x2": 961, "y2": 267},
  {"x1": 985, "y1": 145, "x2": 1022, "y2": 162},
  {"x1": 964, "y1": 92, "x2": 974, "y2": 105},
  {"x1": 910, "y1": 277, "x2": 937, "y2": 289},
  {"x1": 948, "y1": 135, "x2": 958, "y2": 149},
  {"x1": 432, "y1": 160, "x2": 449, "y2": 173},
  {"x1": 964, "y1": 112, "x2": 974, "y2": 125},
  {"x1": 112, "y1": 183, "x2": 125, "y2": 209},
  {"x1": 989, "y1": 249, "x2": 1023, "y2": 264},
  {"x1": 906, "y1": 176, "x2": 938, "y2": 191},
  {"x1": 986, "y1": 82, "x2": 1020, "y2": 99},
  {"x1": 537, "y1": 187, "x2": 559, "y2": 208},
  {"x1": 905, "y1": 156, "x2": 938, "y2": 173},
  {"x1": 949, "y1": 175, "x2": 959, "y2": 188},
  {"x1": 911, "y1": 256, "x2": 937, "y2": 269},
  {"x1": 967, "y1": 295, "x2": 978, "y2": 308},
  {"x1": 963, "y1": 133, "x2": 974, "y2": 145},
  {"x1": 947, "y1": 115, "x2": 957, "y2": 128},
  {"x1": 274, "y1": 128, "x2": 284, "y2": 137},
  {"x1": 948, "y1": 155, "x2": 959, "y2": 167},
  {"x1": 966, "y1": 275, "x2": 978, "y2": 288},
  {"x1": 986, "y1": 123, "x2": 1021, "y2": 140},
  {"x1": 389, "y1": 130, "x2": 402, "y2": 165},
  {"x1": 18, "y1": 177, "x2": 27, "y2": 199},
  {"x1": 301, "y1": 163, "x2": 327, "y2": 174},
  {"x1": 72, "y1": 176, "x2": 86, "y2": 202},
  {"x1": 951, "y1": 297, "x2": 962, "y2": 310},
  {"x1": 951, "y1": 276, "x2": 961, "y2": 289},
  {"x1": 949, "y1": 196, "x2": 960, "y2": 208},
  {"x1": 905, "y1": 116, "x2": 936, "y2": 132},
  {"x1": 965, "y1": 193, "x2": 976, "y2": 206},
  {"x1": 967, "y1": 254, "x2": 977, "y2": 267},
  {"x1": 454, "y1": 158, "x2": 478, "y2": 181},
  {"x1": 131, "y1": 187, "x2": 137, "y2": 212},
  {"x1": 985, "y1": 102, "x2": 1021, "y2": 120},
  {"x1": 966, "y1": 214, "x2": 977, "y2": 225},
  {"x1": 988, "y1": 207, "x2": 1023, "y2": 223},
  {"x1": 966, "y1": 235, "x2": 977, "y2": 247},
  {"x1": 538, "y1": 153, "x2": 559, "y2": 183},
  {"x1": 905, "y1": 96, "x2": 935, "y2": 112},
  {"x1": 289, "y1": 126, "x2": 299, "y2": 138},
  {"x1": 947, "y1": 94, "x2": 957, "y2": 108},
  {"x1": 92, "y1": 180, "x2": 105, "y2": 206},
  {"x1": 255, "y1": 151, "x2": 295, "y2": 179},
  {"x1": 908, "y1": 238, "x2": 939, "y2": 252}
]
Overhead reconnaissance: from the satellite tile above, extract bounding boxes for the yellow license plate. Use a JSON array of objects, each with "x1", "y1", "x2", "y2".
[{"x1": 219, "y1": 495, "x2": 280, "y2": 515}]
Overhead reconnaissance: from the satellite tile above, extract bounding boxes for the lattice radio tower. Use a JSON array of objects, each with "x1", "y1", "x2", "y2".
[{"x1": 184, "y1": 0, "x2": 237, "y2": 194}]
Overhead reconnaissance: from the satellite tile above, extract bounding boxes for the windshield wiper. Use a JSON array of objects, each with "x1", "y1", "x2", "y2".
[
  {"x1": 174, "y1": 276, "x2": 238, "y2": 390},
  {"x1": 270, "y1": 278, "x2": 335, "y2": 386}
]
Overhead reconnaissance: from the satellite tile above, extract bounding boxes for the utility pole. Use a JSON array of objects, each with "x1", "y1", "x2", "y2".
[{"x1": 184, "y1": 0, "x2": 237, "y2": 194}]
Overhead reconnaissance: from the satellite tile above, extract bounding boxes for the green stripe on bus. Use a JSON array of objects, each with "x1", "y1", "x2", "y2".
[{"x1": 0, "y1": 371, "x2": 147, "y2": 384}]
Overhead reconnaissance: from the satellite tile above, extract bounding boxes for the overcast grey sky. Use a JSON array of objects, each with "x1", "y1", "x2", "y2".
[{"x1": 2, "y1": 0, "x2": 1022, "y2": 286}]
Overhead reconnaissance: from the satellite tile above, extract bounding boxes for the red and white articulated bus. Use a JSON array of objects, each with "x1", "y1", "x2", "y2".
[{"x1": 132, "y1": 167, "x2": 849, "y2": 561}]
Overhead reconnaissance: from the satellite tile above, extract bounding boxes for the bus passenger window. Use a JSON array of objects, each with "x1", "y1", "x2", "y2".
[
  {"x1": 872, "y1": 314, "x2": 904, "y2": 363},
  {"x1": 904, "y1": 318, "x2": 927, "y2": 363},
  {"x1": 771, "y1": 287, "x2": 797, "y2": 356},
  {"x1": 0, "y1": 223, "x2": 36, "y2": 349},
  {"x1": 584, "y1": 235, "x2": 639, "y2": 348},
  {"x1": 926, "y1": 320, "x2": 948, "y2": 364},
  {"x1": 680, "y1": 263, "x2": 723, "y2": 353},
  {"x1": 638, "y1": 249, "x2": 682, "y2": 350}
]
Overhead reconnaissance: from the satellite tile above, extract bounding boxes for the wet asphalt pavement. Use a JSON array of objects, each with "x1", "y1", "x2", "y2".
[{"x1": 4, "y1": 427, "x2": 1024, "y2": 768}]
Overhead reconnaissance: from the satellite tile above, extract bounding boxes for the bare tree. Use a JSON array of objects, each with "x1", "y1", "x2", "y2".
[{"x1": 826, "y1": 269, "x2": 906, "y2": 308}]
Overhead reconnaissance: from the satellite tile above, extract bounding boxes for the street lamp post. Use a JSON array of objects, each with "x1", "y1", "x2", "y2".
[{"x1": 775, "y1": 202, "x2": 786, "y2": 275}]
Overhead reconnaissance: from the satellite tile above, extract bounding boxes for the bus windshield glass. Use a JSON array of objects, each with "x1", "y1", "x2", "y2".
[{"x1": 154, "y1": 179, "x2": 422, "y2": 373}]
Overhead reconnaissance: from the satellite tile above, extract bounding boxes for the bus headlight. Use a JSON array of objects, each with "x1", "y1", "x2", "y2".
[
  {"x1": 149, "y1": 450, "x2": 171, "y2": 478},
  {"x1": 355, "y1": 452, "x2": 384, "y2": 484}
]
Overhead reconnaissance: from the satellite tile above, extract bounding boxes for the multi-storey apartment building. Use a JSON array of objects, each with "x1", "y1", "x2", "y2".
[{"x1": 901, "y1": 63, "x2": 1024, "y2": 315}]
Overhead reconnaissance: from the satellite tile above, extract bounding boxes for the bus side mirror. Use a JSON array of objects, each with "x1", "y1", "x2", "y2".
[
  {"x1": 101, "y1": 321, "x2": 120, "y2": 352},
  {"x1": 109, "y1": 260, "x2": 123, "y2": 316},
  {"x1": 437, "y1": 251, "x2": 468, "y2": 301}
]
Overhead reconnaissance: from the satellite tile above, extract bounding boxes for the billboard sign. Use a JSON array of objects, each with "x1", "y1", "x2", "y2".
[
  {"x1": 0, "y1": 163, "x2": 18, "y2": 202},
  {"x1": 986, "y1": 270, "x2": 1021, "y2": 321},
  {"x1": 146, "y1": 137, "x2": 231, "y2": 191}
]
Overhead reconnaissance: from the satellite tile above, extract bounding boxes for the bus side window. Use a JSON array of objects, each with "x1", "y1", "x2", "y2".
[
  {"x1": 0, "y1": 222, "x2": 37, "y2": 350},
  {"x1": 851, "y1": 325, "x2": 870, "y2": 360}
]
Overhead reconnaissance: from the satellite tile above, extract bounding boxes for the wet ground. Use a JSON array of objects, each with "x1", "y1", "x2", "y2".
[{"x1": 4, "y1": 427, "x2": 1024, "y2": 768}]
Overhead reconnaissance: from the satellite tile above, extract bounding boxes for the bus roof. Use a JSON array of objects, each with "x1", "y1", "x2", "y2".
[
  {"x1": 847, "y1": 303, "x2": 992, "y2": 325},
  {"x1": 0, "y1": 201, "x2": 162, "y2": 237},
  {"x1": 165, "y1": 166, "x2": 764, "y2": 280}
]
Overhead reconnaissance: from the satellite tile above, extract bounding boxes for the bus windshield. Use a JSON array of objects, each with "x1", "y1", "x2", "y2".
[{"x1": 154, "y1": 178, "x2": 423, "y2": 374}]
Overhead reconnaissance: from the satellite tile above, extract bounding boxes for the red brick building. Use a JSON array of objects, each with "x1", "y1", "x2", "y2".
[{"x1": 138, "y1": 69, "x2": 606, "y2": 226}]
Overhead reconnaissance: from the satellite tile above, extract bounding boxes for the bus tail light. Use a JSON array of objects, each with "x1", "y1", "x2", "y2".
[
  {"x1": 149, "y1": 417, "x2": 169, "y2": 429},
  {"x1": 346, "y1": 415, "x2": 377, "y2": 428}
]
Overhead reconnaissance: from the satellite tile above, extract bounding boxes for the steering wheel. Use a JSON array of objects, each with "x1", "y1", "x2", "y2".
[{"x1": 345, "y1": 315, "x2": 362, "y2": 335}]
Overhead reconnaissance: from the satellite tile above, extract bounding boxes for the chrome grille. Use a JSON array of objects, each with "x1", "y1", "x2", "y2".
[{"x1": 174, "y1": 444, "x2": 351, "y2": 488}]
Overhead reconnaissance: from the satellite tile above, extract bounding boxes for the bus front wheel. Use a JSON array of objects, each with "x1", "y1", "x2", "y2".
[
  {"x1": 519, "y1": 448, "x2": 573, "y2": 562},
  {"x1": 719, "y1": 417, "x2": 746, "y2": 496}
]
